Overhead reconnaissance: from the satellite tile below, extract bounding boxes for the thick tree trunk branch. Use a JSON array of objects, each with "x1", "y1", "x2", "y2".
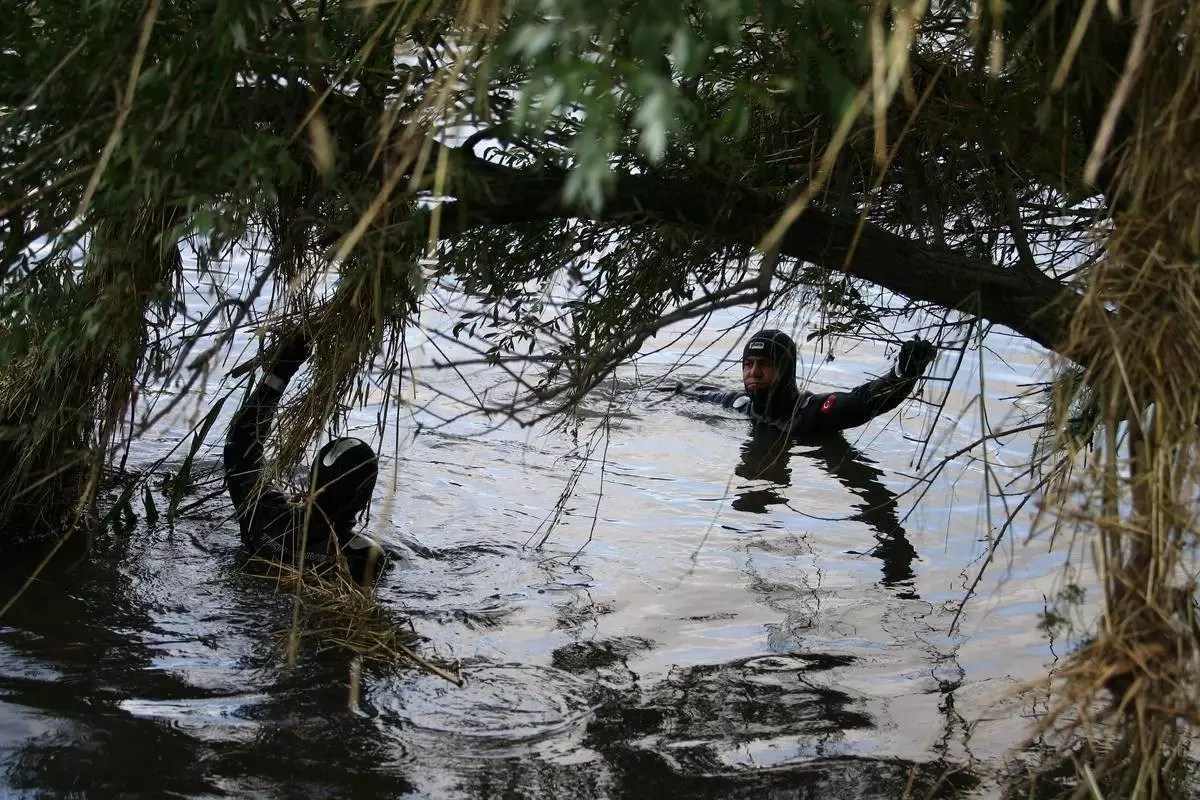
[{"x1": 436, "y1": 167, "x2": 1077, "y2": 354}]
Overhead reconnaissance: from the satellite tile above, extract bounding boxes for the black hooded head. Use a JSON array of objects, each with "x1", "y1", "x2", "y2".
[
  {"x1": 742, "y1": 329, "x2": 799, "y2": 415},
  {"x1": 310, "y1": 437, "x2": 378, "y2": 532}
]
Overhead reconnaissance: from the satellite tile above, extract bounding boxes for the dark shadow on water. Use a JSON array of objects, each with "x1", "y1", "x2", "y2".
[
  {"x1": 733, "y1": 428, "x2": 918, "y2": 591},
  {"x1": 0, "y1": 530, "x2": 416, "y2": 798}
]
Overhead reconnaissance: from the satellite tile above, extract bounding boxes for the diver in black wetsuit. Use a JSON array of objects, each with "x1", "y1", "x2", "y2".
[
  {"x1": 684, "y1": 329, "x2": 932, "y2": 587},
  {"x1": 223, "y1": 332, "x2": 388, "y2": 586},
  {"x1": 687, "y1": 329, "x2": 937, "y2": 437}
]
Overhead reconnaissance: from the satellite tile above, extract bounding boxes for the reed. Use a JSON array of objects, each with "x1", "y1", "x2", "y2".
[{"x1": 1005, "y1": 0, "x2": 1200, "y2": 794}]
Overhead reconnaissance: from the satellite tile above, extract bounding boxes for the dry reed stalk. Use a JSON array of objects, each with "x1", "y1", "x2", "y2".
[
  {"x1": 247, "y1": 556, "x2": 464, "y2": 686},
  {"x1": 0, "y1": 204, "x2": 182, "y2": 534}
]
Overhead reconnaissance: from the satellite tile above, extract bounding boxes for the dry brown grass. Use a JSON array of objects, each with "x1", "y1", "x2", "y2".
[
  {"x1": 246, "y1": 556, "x2": 463, "y2": 686},
  {"x1": 1020, "y1": 0, "x2": 1200, "y2": 794}
]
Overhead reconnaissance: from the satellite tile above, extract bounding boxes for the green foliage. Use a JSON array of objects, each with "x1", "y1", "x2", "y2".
[
  {"x1": 497, "y1": 0, "x2": 871, "y2": 206},
  {"x1": 6, "y1": 1, "x2": 1199, "y2": 794}
]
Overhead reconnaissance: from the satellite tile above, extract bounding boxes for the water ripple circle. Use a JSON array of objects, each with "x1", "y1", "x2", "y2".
[{"x1": 378, "y1": 662, "x2": 596, "y2": 746}]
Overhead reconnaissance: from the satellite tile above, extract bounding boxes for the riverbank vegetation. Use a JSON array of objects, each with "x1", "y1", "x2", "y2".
[{"x1": 2, "y1": 0, "x2": 1197, "y2": 795}]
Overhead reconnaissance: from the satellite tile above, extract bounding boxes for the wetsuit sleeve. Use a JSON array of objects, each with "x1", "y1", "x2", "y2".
[
  {"x1": 223, "y1": 377, "x2": 293, "y2": 541},
  {"x1": 792, "y1": 371, "x2": 921, "y2": 436},
  {"x1": 682, "y1": 386, "x2": 741, "y2": 408}
]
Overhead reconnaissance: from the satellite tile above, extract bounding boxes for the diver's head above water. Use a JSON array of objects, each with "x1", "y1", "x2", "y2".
[
  {"x1": 310, "y1": 437, "x2": 378, "y2": 531},
  {"x1": 741, "y1": 329, "x2": 799, "y2": 412}
]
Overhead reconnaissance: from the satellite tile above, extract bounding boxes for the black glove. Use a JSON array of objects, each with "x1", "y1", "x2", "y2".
[
  {"x1": 897, "y1": 339, "x2": 936, "y2": 379},
  {"x1": 270, "y1": 329, "x2": 312, "y2": 380}
]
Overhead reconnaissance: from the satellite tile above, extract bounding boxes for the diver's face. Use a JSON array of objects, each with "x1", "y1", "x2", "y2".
[{"x1": 742, "y1": 355, "x2": 780, "y2": 393}]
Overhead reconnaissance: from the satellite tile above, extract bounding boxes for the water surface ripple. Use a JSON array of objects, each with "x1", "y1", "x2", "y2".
[{"x1": 0, "y1": 307, "x2": 1068, "y2": 798}]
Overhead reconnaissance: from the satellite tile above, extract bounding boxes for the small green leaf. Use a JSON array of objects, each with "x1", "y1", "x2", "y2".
[
  {"x1": 169, "y1": 396, "x2": 225, "y2": 522},
  {"x1": 814, "y1": 48, "x2": 854, "y2": 119},
  {"x1": 511, "y1": 23, "x2": 556, "y2": 60}
]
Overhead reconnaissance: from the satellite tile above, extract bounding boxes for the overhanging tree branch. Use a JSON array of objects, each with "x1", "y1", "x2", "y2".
[{"x1": 433, "y1": 162, "x2": 1078, "y2": 354}]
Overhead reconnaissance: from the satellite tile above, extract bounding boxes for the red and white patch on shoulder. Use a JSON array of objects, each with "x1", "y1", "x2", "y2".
[{"x1": 821, "y1": 394, "x2": 836, "y2": 413}]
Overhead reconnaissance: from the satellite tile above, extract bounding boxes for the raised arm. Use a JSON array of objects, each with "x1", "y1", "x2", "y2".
[
  {"x1": 792, "y1": 340, "x2": 936, "y2": 436},
  {"x1": 224, "y1": 378, "x2": 289, "y2": 515},
  {"x1": 223, "y1": 333, "x2": 311, "y2": 527}
]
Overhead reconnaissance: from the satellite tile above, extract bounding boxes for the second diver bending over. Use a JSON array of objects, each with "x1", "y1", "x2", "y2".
[{"x1": 223, "y1": 332, "x2": 389, "y2": 586}]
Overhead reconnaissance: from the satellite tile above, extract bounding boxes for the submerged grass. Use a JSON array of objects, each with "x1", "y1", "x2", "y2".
[{"x1": 247, "y1": 556, "x2": 463, "y2": 687}]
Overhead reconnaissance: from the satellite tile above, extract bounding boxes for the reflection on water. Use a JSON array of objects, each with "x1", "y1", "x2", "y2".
[
  {"x1": 733, "y1": 430, "x2": 918, "y2": 591},
  {"x1": 572, "y1": 649, "x2": 978, "y2": 799},
  {"x1": 0, "y1": 535, "x2": 418, "y2": 798},
  {"x1": 0, "y1": 320, "x2": 1068, "y2": 798}
]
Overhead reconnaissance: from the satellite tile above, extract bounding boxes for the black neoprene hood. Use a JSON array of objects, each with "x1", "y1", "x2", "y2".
[
  {"x1": 743, "y1": 329, "x2": 798, "y2": 384},
  {"x1": 310, "y1": 437, "x2": 378, "y2": 527},
  {"x1": 741, "y1": 329, "x2": 801, "y2": 416}
]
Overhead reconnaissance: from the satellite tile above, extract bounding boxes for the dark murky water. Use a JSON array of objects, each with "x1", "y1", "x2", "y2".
[{"x1": 1, "y1": 272, "x2": 1081, "y2": 798}]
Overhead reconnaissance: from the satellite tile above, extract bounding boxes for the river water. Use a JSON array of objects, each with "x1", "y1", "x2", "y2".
[{"x1": 0, "y1": 263, "x2": 1089, "y2": 798}]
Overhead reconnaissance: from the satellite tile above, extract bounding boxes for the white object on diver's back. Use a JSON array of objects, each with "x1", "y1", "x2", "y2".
[
  {"x1": 345, "y1": 532, "x2": 382, "y2": 551},
  {"x1": 322, "y1": 437, "x2": 365, "y2": 466}
]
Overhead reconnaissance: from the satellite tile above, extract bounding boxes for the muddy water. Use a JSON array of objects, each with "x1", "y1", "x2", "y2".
[{"x1": 0, "y1": 285, "x2": 1078, "y2": 798}]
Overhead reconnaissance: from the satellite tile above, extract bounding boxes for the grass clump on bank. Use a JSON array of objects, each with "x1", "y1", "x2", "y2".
[{"x1": 1006, "y1": 0, "x2": 1200, "y2": 794}]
